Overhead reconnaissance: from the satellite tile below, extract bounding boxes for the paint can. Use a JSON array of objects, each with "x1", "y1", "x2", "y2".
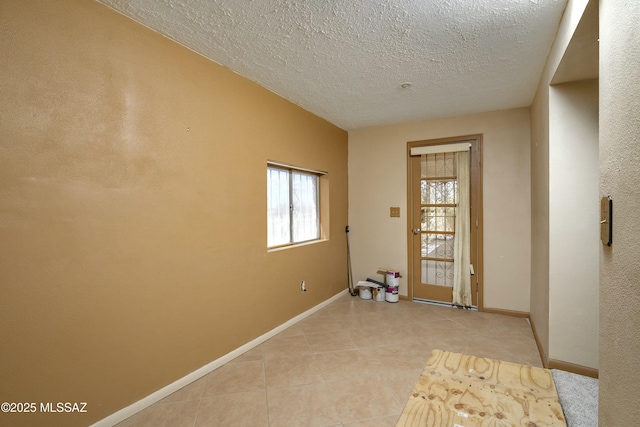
[
  {"x1": 373, "y1": 286, "x2": 385, "y2": 302},
  {"x1": 386, "y1": 271, "x2": 400, "y2": 287},
  {"x1": 385, "y1": 270, "x2": 400, "y2": 302},
  {"x1": 385, "y1": 285, "x2": 399, "y2": 303}
]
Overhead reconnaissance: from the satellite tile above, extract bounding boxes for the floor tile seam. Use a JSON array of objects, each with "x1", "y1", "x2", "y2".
[
  {"x1": 309, "y1": 351, "x2": 354, "y2": 383},
  {"x1": 322, "y1": 370, "x2": 389, "y2": 386},
  {"x1": 301, "y1": 329, "x2": 312, "y2": 343},
  {"x1": 263, "y1": 353, "x2": 314, "y2": 362},
  {"x1": 265, "y1": 380, "x2": 344, "y2": 426},
  {"x1": 358, "y1": 340, "x2": 422, "y2": 353},
  {"x1": 408, "y1": 318, "x2": 450, "y2": 326},
  {"x1": 367, "y1": 365, "x2": 428, "y2": 378},
  {"x1": 342, "y1": 413, "x2": 402, "y2": 426},
  {"x1": 317, "y1": 368, "x2": 381, "y2": 383},
  {"x1": 378, "y1": 368, "x2": 424, "y2": 392},
  {"x1": 304, "y1": 329, "x2": 357, "y2": 340},
  {"x1": 327, "y1": 372, "x2": 405, "y2": 421},
  {"x1": 264, "y1": 377, "x2": 326, "y2": 391},
  {"x1": 263, "y1": 353, "x2": 318, "y2": 365},
  {"x1": 306, "y1": 333, "x2": 360, "y2": 345},
  {"x1": 190, "y1": 392, "x2": 205, "y2": 427},
  {"x1": 304, "y1": 333, "x2": 357, "y2": 360},
  {"x1": 152, "y1": 396, "x2": 202, "y2": 406},
  {"x1": 262, "y1": 355, "x2": 269, "y2": 425},
  {"x1": 264, "y1": 372, "x2": 273, "y2": 427},
  {"x1": 195, "y1": 375, "x2": 209, "y2": 403},
  {"x1": 406, "y1": 318, "x2": 465, "y2": 329},
  {"x1": 353, "y1": 345, "x2": 401, "y2": 353},
  {"x1": 200, "y1": 386, "x2": 267, "y2": 401},
  {"x1": 300, "y1": 327, "x2": 344, "y2": 337},
  {"x1": 310, "y1": 345, "x2": 360, "y2": 355},
  {"x1": 443, "y1": 317, "x2": 477, "y2": 330},
  {"x1": 308, "y1": 346, "x2": 369, "y2": 357}
]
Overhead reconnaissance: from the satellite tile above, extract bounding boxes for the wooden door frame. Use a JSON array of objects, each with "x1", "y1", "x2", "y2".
[{"x1": 406, "y1": 134, "x2": 484, "y2": 310}]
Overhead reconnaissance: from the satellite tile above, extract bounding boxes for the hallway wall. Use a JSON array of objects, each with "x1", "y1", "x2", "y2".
[
  {"x1": 599, "y1": 0, "x2": 640, "y2": 424},
  {"x1": 529, "y1": 0, "x2": 590, "y2": 364}
]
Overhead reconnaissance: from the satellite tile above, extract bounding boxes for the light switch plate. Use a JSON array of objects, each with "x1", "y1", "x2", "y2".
[
  {"x1": 390, "y1": 207, "x2": 400, "y2": 217},
  {"x1": 600, "y1": 196, "x2": 612, "y2": 246}
]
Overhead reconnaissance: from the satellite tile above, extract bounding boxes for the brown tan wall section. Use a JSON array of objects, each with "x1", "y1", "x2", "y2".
[{"x1": 0, "y1": 1, "x2": 348, "y2": 426}]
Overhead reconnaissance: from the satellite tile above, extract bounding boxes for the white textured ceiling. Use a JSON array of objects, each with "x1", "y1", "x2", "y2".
[{"x1": 97, "y1": 0, "x2": 568, "y2": 130}]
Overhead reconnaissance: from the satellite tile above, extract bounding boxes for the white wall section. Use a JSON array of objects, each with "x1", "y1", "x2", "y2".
[
  {"x1": 529, "y1": 0, "x2": 591, "y2": 365},
  {"x1": 348, "y1": 108, "x2": 531, "y2": 312},
  {"x1": 548, "y1": 79, "x2": 599, "y2": 369},
  {"x1": 599, "y1": 0, "x2": 640, "y2": 423}
]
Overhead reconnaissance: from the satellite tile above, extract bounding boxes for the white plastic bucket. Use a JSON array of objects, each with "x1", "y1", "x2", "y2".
[
  {"x1": 359, "y1": 287, "x2": 372, "y2": 299},
  {"x1": 385, "y1": 285, "x2": 399, "y2": 303}
]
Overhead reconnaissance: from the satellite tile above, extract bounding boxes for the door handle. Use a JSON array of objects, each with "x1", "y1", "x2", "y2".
[{"x1": 412, "y1": 228, "x2": 421, "y2": 235}]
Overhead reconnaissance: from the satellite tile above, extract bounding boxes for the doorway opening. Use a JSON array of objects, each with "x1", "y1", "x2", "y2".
[{"x1": 407, "y1": 135, "x2": 483, "y2": 309}]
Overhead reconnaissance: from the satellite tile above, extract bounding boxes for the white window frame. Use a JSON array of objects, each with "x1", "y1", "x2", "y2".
[{"x1": 267, "y1": 161, "x2": 325, "y2": 249}]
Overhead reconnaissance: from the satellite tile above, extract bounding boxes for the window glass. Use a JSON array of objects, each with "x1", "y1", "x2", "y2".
[
  {"x1": 267, "y1": 165, "x2": 320, "y2": 248},
  {"x1": 292, "y1": 171, "x2": 319, "y2": 242},
  {"x1": 267, "y1": 167, "x2": 291, "y2": 247}
]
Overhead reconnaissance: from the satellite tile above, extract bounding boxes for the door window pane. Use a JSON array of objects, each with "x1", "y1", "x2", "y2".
[
  {"x1": 421, "y1": 260, "x2": 454, "y2": 287},
  {"x1": 421, "y1": 180, "x2": 457, "y2": 205},
  {"x1": 420, "y1": 152, "x2": 458, "y2": 287},
  {"x1": 421, "y1": 234, "x2": 454, "y2": 259}
]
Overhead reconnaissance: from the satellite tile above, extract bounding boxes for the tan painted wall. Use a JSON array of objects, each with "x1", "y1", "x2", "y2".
[
  {"x1": 0, "y1": 1, "x2": 348, "y2": 426},
  {"x1": 348, "y1": 108, "x2": 531, "y2": 312},
  {"x1": 548, "y1": 79, "x2": 599, "y2": 369},
  {"x1": 529, "y1": 0, "x2": 589, "y2": 364},
  {"x1": 599, "y1": 0, "x2": 640, "y2": 424}
]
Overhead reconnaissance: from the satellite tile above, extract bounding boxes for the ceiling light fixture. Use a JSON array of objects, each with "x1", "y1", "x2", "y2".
[{"x1": 400, "y1": 82, "x2": 412, "y2": 89}]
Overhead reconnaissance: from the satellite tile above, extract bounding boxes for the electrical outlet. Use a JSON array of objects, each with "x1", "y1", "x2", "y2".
[
  {"x1": 301, "y1": 280, "x2": 306, "y2": 292},
  {"x1": 390, "y1": 207, "x2": 400, "y2": 217}
]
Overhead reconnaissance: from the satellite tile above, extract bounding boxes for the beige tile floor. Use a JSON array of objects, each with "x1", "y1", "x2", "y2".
[{"x1": 116, "y1": 294, "x2": 542, "y2": 427}]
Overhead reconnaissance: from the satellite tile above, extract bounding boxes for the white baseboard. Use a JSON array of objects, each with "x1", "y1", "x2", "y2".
[{"x1": 90, "y1": 289, "x2": 349, "y2": 427}]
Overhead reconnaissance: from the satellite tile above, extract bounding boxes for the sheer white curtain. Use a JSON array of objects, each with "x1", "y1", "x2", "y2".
[
  {"x1": 267, "y1": 167, "x2": 291, "y2": 247},
  {"x1": 452, "y1": 150, "x2": 471, "y2": 306},
  {"x1": 267, "y1": 166, "x2": 319, "y2": 247}
]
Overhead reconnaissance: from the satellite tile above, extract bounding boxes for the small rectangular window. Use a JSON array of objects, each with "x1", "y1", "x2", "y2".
[{"x1": 267, "y1": 162, "x2": 322, "y2": 248}]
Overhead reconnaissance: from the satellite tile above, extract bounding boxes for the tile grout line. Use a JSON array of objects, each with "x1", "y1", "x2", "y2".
[
  {"x1": 262, "y1": 351, "x2": 271, "y2": 427},
  {"x1": 190, "y1": 373, "x2": 208, "y2": 427}
]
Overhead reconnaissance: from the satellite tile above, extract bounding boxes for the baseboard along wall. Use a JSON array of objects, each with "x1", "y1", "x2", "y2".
[
  {"x1": 90, "y1": 289, "x2": 349, "y2": 427},
  {"x1": 549, "y1": 358, "x2": 599, "y2": 379},
  {"x1": 527, "y1": 313, "x2": 598, "y2": 378}
]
